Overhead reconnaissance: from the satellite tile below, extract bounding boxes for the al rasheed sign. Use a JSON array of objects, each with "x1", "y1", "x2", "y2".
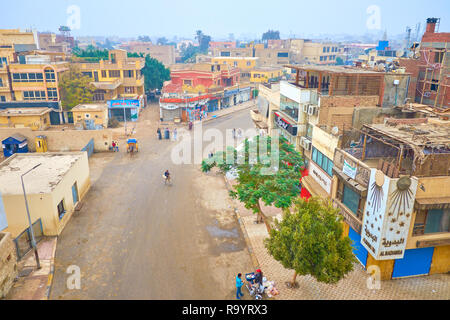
[{"x1": 361, "y1": 169, "x2": 418, "y2": 260}]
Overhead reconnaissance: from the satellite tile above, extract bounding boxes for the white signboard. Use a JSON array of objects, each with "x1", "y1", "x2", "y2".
[
  {"x1": 309, "y1": 162, "x2": 332, "y2": 194},
  {"x1": 361, "y1": 169, "x2": 418, "y2": 260},
  {"x1": 343, "y1": 160, "x2": 357, "y2": 179}
]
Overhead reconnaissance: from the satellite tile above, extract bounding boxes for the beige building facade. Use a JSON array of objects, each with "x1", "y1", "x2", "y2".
[{"x1": 0, "y1": 152, "x2": 90, "y2": 237}]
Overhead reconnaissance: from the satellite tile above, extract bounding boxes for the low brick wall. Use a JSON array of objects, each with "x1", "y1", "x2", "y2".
[
  {"x1": 0, "y1": 232, "x2": 18, "y2": 298},
  {"x1": 0, "y1": 127, "x2": 113, "y2": 153}
]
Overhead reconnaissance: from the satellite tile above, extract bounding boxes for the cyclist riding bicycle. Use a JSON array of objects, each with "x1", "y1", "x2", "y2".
[{"x1": 164, "y1": 170, "x2": 171, "y2": 184}]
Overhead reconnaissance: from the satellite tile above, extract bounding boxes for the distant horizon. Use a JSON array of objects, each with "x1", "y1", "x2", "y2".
[{"x1": 1, "y1": 0, "x2": 449, "y2": 41}]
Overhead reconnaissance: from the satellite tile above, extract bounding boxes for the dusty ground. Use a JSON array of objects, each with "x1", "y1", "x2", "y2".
[{"x1": 50, "y1": 103, "x2": 256, "y2": 299}]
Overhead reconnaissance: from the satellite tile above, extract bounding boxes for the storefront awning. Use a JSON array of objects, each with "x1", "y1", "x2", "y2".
[
  {"x1": 414, "y1": 197, "x2": 450, "y2": 210},
  {"x1": 301, "y1": 175, "x2": 330, "y2": 199},
  {"x1": 333, "y1": 166, "x2": 368, "y2": 196}
]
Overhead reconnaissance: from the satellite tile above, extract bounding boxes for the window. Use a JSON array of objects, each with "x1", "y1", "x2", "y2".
[
  {"x1": 320, "y1": 56, "x2": 324, "y2": 61},
  {"x1": 0, "y1": 95, "x2": 5, "y2": 102},
  {"x1": 124, "y1": 86, "x2": 135, "y2": 94},
  {"x1": 311, "y1": 147, "x2": 333, "y2": 176},
  {"x1": 280, "y1": 94, "x2": 300, "y2": 121},
  {"x1": 246, "y1": 61, "x2": 251, "y2": 66},
  {"x1": 183, "y1": 79, "x2": 192, "y2": 86},
  {"x1": 430, "y1": 79, "x2": 439, "y2": 91},
  {"x1": 82, "y1": 71, "x2": 93, "y2": 78},
  {"x1": 85, "y1": 113, "x2": 90, "y2": 118},
  {"x1": 23, "y1": 90, "x2": 46, "y2": 101},
  {"x1": 57, "y1": 200, "x2": 66, "y2": 220},
  {"x1": 221, "y1": 51, "x2": 230, "y2": 57},
  {"x1": 323, "y1": 47, "x2": 326, "y2": 53},
  {"x1": 342, "y1": 185, "x2": 361, "y2": 217},
  {"x1": 124, "y1": 70, "x2": 134, "y2": 78},
  {"x1": 434, "y1": 51, "x2": 444, "y2": 64},
  {"x1": 93, "y1": 90, "x2": 105, "y2": 101},
  {"x1": 234, "y1": 61, "x2": 238, "y2": 67},
  {"x1": 326, "y1": 47, "x2": 330, "y2": 52},
  {"x1": 47, "y1": 88, "x2": 58, "y2": 101},
  {"x1": 45, "y1": 69, "x2": 56, "y2": 82},
  {"x1": 324, "y1": 56, "x2": 328, "y2": 61},
  {"x1": 108, "y1": 70, "x2": 120, "y2": 78},
  {"x1": 0, "y1": 78, "x2": 3, "y2": 87},
  {"x1": 424, "y1": 209, "x2": 450, "y2": 234},
  {"x1": 101, "y1": 70, "x2": 107, "y2": 78},
  {"x1": 277, "y1": 52, "x2": 288, "y2": 57},
  {"x1": 12, "y1": 73, "x2": 43, "y2": 82}
]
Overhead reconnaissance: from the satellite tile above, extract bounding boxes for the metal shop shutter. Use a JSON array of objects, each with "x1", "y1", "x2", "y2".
[
  {"x1": 392, "y1": 247, "x2": 434, "y2": 279},
  {"x1": 348, "y1": 227, "x2": 368, "y2": 267}
]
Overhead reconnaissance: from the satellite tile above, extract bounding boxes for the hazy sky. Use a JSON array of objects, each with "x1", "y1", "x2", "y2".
[{"x1": 1, "y1": 0, "x2": 449, "y2": 39}]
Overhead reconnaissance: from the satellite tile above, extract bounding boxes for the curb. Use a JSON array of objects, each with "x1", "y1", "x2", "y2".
[
  {"x1": 42, "y1": 237, "x2": 57, "y2": 300},
  {"x1": 223, "y1": 175, "x2": 260, "y2": 270}
]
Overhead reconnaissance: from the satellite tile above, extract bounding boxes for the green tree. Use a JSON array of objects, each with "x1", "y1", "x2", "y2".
[
  {"x1": 181, "y1": 44, "x2": 202, "y2": 63},
  {"x1": 265, "y1": 197, "x2": 355, "y2": 287},
  {"x1": 195, "y1": 30, "x2": 211, "y2": 52},
  {"x1": 58, "y1": 65, "x2": 95, "y2": 111},
  {"x1": 157, "y1": 37, "x2": 168, "y2": 45},
  {"x1": 141, "y1": 54, "x2": 171, "y2": 91},
  {"x1": 262, "y1": 30, "x2": 280, "y2": 42},
  {"x1": 201, "y1": 136, "x2": 304, "y2": 232}
]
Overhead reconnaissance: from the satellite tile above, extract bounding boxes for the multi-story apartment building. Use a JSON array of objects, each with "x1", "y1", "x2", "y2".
[
  {"x1": 212, "y1": 45, "x2": 290, "y2": 66},
  {"x1": 210, "y1": 56, "x2": 259, "y2": 82},
  {"x1": 332, "y1": 119, "x2": 450, "y2": 279},
  {"x1": 160, "y1": 62, "x2": 253, "y2": 121},
  {"x1": 120, "y1": 41, "x2": 175, "y2": 66},
  {"x1": 400, "y1": 18, "x2": 449, "y2": 109},
  {"x1": 250, "y1": 67, "x2": 284, "y2": 84},
  {"x1": 74, "y1": 49, "x2": 146, "y2": 122},
  {"x1": 8, "y1": 53, "x2": 69, "y2": 103}
]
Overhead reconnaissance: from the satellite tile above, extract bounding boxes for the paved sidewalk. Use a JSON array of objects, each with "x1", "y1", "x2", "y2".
[
  {"x1": 225, "y1": 178, "x2": 450, "y2": 300},
  {"x1": 6, "y1": 237, "x2": 57, "y2": 300}
]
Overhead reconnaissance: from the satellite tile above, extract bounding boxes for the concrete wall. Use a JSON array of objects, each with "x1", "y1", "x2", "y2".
[
  {"x1": 311, "y1": 125, "x2": 340, "y2": 160},
  {"x1": 0, "y1": 127, "x2": 113, "y2": 152},
  {"x1": 0, "y1": 232, "x2": 18, "y2": 298},
  {"x1": 383, "y1": 74, "x2": 410, "y2": 108}
]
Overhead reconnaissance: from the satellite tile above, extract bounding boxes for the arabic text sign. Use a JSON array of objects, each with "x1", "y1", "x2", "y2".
[{"x1": 343, "y1": 160, "x2": 357, "y2": 179}]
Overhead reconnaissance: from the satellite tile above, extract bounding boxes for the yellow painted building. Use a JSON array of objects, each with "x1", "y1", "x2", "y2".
[
  {"x1": 250, "y1": 67, "x2": 284, "y2": 83},
  {"x1": 0, "y1": 152, "x2": 90, "y2": 237},
  {"x1": 75, "y1": 49, "x2": 145, "y2": 103},
  {"x1": 0, "y1": 108, "x2": 51, "y2": 130},
  {"x1": 9, "y1": 58, "x2": 69, "y2": 102},
  {"x1": 72, "y1": 103, "x2": 109, "y2": 128},
  {"x1": 210, "y1": 57, "x2": 259, "y2": 71}
]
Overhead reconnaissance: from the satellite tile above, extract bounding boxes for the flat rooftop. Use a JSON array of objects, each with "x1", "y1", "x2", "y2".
[
  {"x1": 365, "y1": 122, "x2": 450, "y2": 148},
  {"x1": 0, "y1": 152, "x2": 84, "y2": 195},
  {"x1": 212, "y1": 56, "x2": 259, "y2": 60},
  {"x1": 72, "y1": 103, "x2": 107, "y2": 111},
  {"x1": 0, "y1": 108, "x2": 51, "y2": 116},
  {"x1": 285, "y1": 64, "x2": 382, "y2": 74}
]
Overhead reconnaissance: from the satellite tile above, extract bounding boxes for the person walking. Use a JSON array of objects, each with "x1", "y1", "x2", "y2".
[
  {"x1": 115, "y1": 141, "x2": 119, "y2": 152},
  {"x1": 173, "y1": 128, "x2": 178, "y2": 141},
  {"x1": 232, "y1": 128, "x2": 236, "y2": 139},
  {"x1": 112, "y1": 141, "x2": 116, "y2": 152},
  {"x1": 165, "y1": 127, "x2": 170, "y2": 140},
  {"x1": 237, "y1": 128, "x2": 242, "y2": 139},
  {"x1": 236, "y1": 273, "x2": 244, "y2": 300}
]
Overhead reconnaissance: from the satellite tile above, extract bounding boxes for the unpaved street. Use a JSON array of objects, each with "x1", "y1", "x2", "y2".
[{"x1": 50, "y1": 104, "x2": 255, "y2": 299}]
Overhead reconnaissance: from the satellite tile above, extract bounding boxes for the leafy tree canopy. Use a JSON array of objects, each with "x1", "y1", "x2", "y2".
[
  {"x1": 265, "y1": 197, "x2": 356, "y2": 286},
  {"x1": 58, "y1": 65, "x2": 95, "y2": 111},
  {"x1": 202, "y1": 136, "x2": 304, "y2": 232},
  {"x1": 138, "y1": 35, "x2": 152, "y2": 42},
  {"x1": 141, "y1": 54, "x2": 171, "y2": 91},
  {"x1": 262, "y1": 30, "x2": 280, "y2": 41},
  {"x1": 157, "y1": 37, "x2": 168, "y2": 45}
]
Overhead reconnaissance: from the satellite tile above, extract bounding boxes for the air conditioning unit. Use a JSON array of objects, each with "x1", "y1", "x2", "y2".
[
  {"x1": 302, "y1": 104, "x2": 309, "y2": 113},
  {"x1": 300, "y1": 137, "x2": 312, "y2": 151},
  {"x1": 308, "y1": 105, "x2": 318, "y2": 116}
]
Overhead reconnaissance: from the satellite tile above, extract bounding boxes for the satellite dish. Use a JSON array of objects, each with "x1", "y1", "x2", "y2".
[
  {"x1": 331, "y1": 126, "x2": 339, "y2": 135},
  {"x1": 396, "y1": 50, "x2": 404, "y2": 57}
]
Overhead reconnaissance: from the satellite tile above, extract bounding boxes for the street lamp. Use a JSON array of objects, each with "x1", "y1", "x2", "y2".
[{"x1": 21, "y1": 163, "x2": 42, "y2": 269}]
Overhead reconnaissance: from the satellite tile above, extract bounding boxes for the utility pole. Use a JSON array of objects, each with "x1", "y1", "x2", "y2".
[{"x1": 21, "y1": 163, "x2": 42, "y2": 269}]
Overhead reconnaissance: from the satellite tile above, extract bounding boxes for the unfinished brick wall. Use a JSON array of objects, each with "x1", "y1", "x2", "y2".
[
  {"x1": 0, "y1": 232, "x2": 18, "y2": 298},
  {"x1": 318, "y1": 95, "x2": 380, "y2": 130}
]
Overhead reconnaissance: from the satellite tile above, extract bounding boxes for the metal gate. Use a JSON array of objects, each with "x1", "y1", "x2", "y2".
[
  {"x1": 82, "y1": 138, "x2": 94, "y2": 157},
  {"x1": 348, "y1": 227, "x2": 368, "y2": 267},
  {"x1": 392, "y1": 247, "x2": 434, "y2": 278},
  {"x1": 13, "y1": 218, "x2": 43, "y2": 260}
]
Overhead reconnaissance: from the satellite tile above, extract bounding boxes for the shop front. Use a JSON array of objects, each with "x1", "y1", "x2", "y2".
[
  {"x1": 273, "y1": 111, "x2": 298, "y2": 146},
  {"x1": 108, "y1": 99, "x2": 141, "y2": 122}
]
